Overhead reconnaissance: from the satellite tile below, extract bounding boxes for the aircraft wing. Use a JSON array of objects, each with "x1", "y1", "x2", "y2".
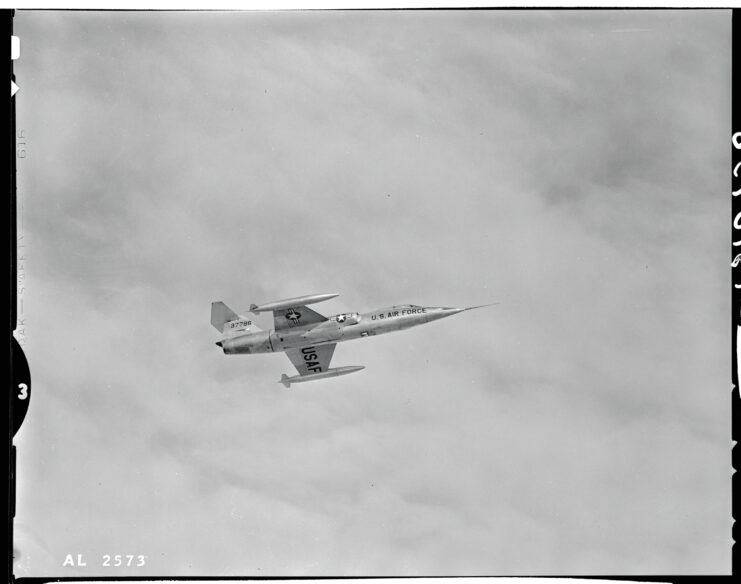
[
  {"x1": 273, "y1": 305, "x2": 328, "y2": 331},
  {"x1": 285, "y1": 343, "x2": 336, "y2": 376}
]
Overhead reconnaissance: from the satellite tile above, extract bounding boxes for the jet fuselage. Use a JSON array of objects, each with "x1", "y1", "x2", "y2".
[{"x1": 219, "y1": 305, "x2": 466, "y2": 355}]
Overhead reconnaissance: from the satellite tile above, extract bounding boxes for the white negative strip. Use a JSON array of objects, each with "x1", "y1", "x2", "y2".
[{"x1": 11, "y1": 36, "x2": 19, "y2": 60}]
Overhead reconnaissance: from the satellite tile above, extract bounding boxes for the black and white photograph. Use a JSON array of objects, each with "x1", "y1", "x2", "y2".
[{"x1": 11, "y1": 8, "x2": 732, "y2": 578}]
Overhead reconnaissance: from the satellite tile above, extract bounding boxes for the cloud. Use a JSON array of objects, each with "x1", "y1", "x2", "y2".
[{"x1": 14, "y1": 9, "x2": 731, "y2": 577}]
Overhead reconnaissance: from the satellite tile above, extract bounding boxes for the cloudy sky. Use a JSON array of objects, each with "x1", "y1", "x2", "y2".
[{"x1": 13, "y1": 9, "x2": 731, "y2": 577}]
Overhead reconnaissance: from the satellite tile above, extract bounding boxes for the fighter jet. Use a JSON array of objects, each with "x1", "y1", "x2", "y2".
[{"x1": 211, "y1": 293, "x2": 495, "y2": 387}]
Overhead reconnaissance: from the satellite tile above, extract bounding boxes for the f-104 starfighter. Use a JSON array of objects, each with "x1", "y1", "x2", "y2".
[{"x1": 211, "y1": 293, "x2": 494, "y2": 387}]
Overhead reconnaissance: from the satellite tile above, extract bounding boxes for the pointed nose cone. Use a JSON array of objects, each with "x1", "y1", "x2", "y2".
[
  {"x1": 463, "y1": 303, "x2": 499, "y2": 311},
  {"x1": 422, "y1": 307, "x2": 467, "y2": 324},
  {"x1": 215, "y1": 341, "x2": 223, "y2": 347},
  {"x1": 432, "y1": 303, "x2": 498, "y2": 320},
  {"x1": 429, "y1": 307, "x2": 465, "y2": 320}
]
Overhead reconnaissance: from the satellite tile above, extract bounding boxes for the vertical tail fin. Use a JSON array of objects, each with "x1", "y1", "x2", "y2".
[
  {"x1": 211, "y1": 301, "x2": 240, "y2": 331},
  {"x1": 211, "y1": 301, "x2": 263, "y2": 335}
]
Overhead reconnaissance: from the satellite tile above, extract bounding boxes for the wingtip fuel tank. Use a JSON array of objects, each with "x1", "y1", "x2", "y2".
[
  {"x1": 250, "y1": 293, "x2": 339, "y2": 314},
  {"x1": 279, "y1": 365, "x2": 365, "y2": 388}
]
